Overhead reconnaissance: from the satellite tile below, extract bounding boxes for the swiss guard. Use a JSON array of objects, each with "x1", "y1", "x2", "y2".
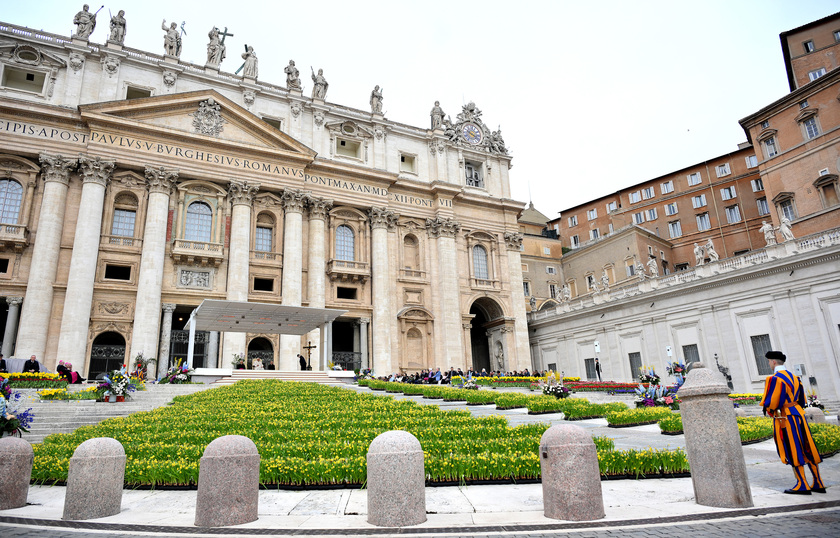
[{"x1": 760, "y1": 350, "x2": 825, "y2": 494}]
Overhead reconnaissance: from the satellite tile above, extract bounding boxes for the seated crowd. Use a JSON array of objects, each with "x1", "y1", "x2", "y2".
[{"x1": 375, "y1": 367, "x2": 546, "y2": 384}]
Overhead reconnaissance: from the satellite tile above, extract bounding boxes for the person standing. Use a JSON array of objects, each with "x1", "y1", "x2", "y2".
[
  {"x1": 0, "y1": 353, "x2": 6, "y2": 373},
  {"x1": 761, "y1": 350, "x2": 825, "y2": 494},
  {"x1": 299, "y1": 354, "x2": 307, "y2": 371},
  {"x1": 594, "y1": 358, "x2": 602, "y2": 381}
]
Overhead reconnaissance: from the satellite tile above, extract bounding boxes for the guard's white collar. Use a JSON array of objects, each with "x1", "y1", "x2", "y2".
[{"x1": 774, "y1": 365, "x2": 787, "y2": 373}]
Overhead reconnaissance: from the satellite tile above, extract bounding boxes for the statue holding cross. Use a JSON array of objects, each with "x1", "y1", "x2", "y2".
[{"x1": 206, "y1": 26, "x2": 231, "y2": 67}]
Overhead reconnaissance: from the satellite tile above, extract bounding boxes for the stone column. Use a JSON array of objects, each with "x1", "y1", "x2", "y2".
[
  {"x1": 16, "y1": 153, "x2": 77, "y2": 363},
  {"x1": 57, "y1": 155, "x2": 115, "y2": 368},
  {"x1": 278, "y1": 189, "x2": 308, "y2": 369},
  {"x1": 426, "y1": 216, "x2": 463, "y2": 369},
  {"x1": 2, "y1": 297, "x2": 23, "y2": 358},
  {"x1": 369, "y1": 207, "x2": 398, "y2": 375},
  {"x1": 221, "y1": 180, "x2": 259, "y2": 364},
  {"x1": 504, "y1": 232, "x2": 532, "y2": 371},
  {"x1": 305, "y1": 197, "x2": 332, "y2": 365},
  {"x1": 129, "y1": 167, "x2": 177, "y2": 362},
  {"x1": 358, "y1": 317, "x2": 369, "y2": 370},
  {"x1": 207, "y1": 331, "x2": 219, "y2": 368},
  {"x1": 157, "y1": 303, "x2": 176, "y2": 375}
]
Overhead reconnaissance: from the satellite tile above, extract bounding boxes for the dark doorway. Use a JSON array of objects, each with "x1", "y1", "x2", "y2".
[
  {"x1": 168, "y1": 307, "x2": 208, "y2": 369},
  {"x1": 332, "y1": 319, "x2": 360, "y2": 371},
  {"x1": 0, "y1": 298, "x2": 9, "y2": 353},
  {"x1": 248, "y1": 337, "x2": 274, "y2": 369},
  {"x1": 469, "y1": 307, "x2": 490, "y2": 373},
  {"x1": 89, "y1": 331, "x2": 127, "y2": 379}
]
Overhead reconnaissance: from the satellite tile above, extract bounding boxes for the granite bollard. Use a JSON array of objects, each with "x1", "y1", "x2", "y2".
[
  {"x1": 679, "y1": 363, "x2": 753, "y2": 508},
  {"x1": 63, "y1": 437, "x2": 126, "y2": 520},
  {"x1": 539, "y1": 424, "x2": 605, "y2": 521},
  {"x1": 366, "y1": 430, "x2": 426, "y2": 527},
  {"x1": 804, "y1": 406, "x2": 826, "y2": 424},
  {"x1": 0, "y1": 437, "x2": 34, "y2": 510},
  {"x1": 194, "y1": 435, "x2": 260, "y2": 527}
]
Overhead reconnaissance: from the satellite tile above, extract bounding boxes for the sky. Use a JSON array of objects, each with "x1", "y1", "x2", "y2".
[{"x1": 4, "y1": 1, "x2": 839, "y2": 216}]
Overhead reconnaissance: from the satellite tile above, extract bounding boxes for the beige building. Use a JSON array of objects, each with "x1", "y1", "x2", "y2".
[{"x1": 0, "y1": 19, "x2": 530, "y2": 377}]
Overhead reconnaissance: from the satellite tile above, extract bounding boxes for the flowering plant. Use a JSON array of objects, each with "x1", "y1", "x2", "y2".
[
  {"x1": 97, "y1": 367, "x2": 136, "y2": 397},
  {"x1": 159, "y1": 358, "x2": 194, "y2": 384},
  {"x1": 634, "y1": 384, "x2": 679, "y2": 409},
  {"x1": 666, "y1": 362, "x2": 685, "y2": 376},
  {"x1": 638, "y1": 365, "x2": 660, "y2": 386},
  {"x1": 806, "y1": 390, "x2": 825, "y2": 410},
  {"x1": 462, "y1": 378, "x2": 479, "y2": 390},
  {"x1": 1, "y1": 379, "x2": 34, "y2": 436},
  {"x1": 543, "y1": 384, "x2": 570, "y2": 399}
]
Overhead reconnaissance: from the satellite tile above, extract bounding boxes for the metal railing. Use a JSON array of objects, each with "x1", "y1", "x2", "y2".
[{"x1": 333, "y1": 351, "x2": 361, "y2": 372}]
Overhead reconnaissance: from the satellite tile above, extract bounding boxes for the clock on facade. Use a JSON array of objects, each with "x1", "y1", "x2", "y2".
[{"x1": 462, "y1": 123, "x2": 482, "y2": 145}]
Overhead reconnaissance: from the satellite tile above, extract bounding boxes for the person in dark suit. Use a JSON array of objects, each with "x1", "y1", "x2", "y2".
[
  {"x1": 267, "y1": 360, "x2": 276, "y2": 370},
  {"x1": 299, "y1": 354, "x2": 307, "y2": 371},
  {"x1": 595, "y1": 358, "x2": 602, "y2": 381},
  {"x1": 23, "y1": 355, "x2": 39, "y2": 373},
  {"x1": 0, "y1": 353, "x2": 7, "y2": 373}
]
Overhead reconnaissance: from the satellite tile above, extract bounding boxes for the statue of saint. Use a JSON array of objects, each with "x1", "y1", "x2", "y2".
[
  {"x1": 759, "y1": 220, "x2": 777, "y2": 246},
  {"x1": 693, "y1": 242, "x2": 705, "y2": 266},
  {"x1": 636, "y1": 261, "x2": 647, "y2": 280},
  {"x1": 529, "y1": 295, "x2": 537, "y2": 309},
  {"x1": 108, "y1": 10, "x2": 126, "y2": 44},
  {"x1": 161, "y1": 20, "x2": 181, "y2": 57},
  {"x1": 311, "y1": 68, "x2": 328, "y2": 99},
  {"x1": 601, "y1": 271, "x2": 610, "y2": 289},
  {"x1": 561, "y1": 284, "x2": 571, "y2": 301},
  {"x1": 647, "y1": 257, "x2": 659, "y2": 277},
  {"x1": 284, "y1": 60, "x2": 301, "y2": 90},
  {"x1": 206, "y1": 27, "x2": 226, "y2": 66},
  {"x1": 491, "y1": 129, "x2": 507, "y2": 154},
  {"x1": 705, "y1": 238, "x2": 719, "y2": 262},
  {"x1": 430, "y1": 101, "x2": 445, "y2": 129},
  {"x1": 73, "y1": 4, "x2": 97, "y2": 39},
  {"x1": 241, "y1": 46, "x2": 258, "y2": 79},
  {"x1": 779, "y1": 216, "x2": 795, "y2": 242},
  {"x1": 370, "y1": 85, "x2": 383, "y2": 114}
]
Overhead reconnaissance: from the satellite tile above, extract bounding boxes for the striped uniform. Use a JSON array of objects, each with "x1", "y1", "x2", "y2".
[{"x1": 760, "y1": 369, "x2": 821, "y2": 467}]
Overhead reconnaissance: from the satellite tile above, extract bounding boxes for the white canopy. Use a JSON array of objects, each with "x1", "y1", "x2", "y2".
[{"x1": 187, "y1": 299, "x2": 347, "y2": 335}]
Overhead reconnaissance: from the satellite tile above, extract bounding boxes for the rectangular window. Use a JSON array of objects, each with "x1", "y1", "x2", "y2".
[
  {"x1": 715, "y1": 163, "x2": 731, "y2": 177},
  {"x1": 104, "y1": 264, "x2": 131, "y2": 281},
  {"x1": 126, "y1": 86, "x2": 152, "y2": 99},
  {"x1": 646, "y1": 208, "x2": 658, "y2": 221},
  {"x1": 568, "y1": 215, "x2": 578, "y2": 227},
  {"x1": 803, "y1": 117, "x2": 819, "y2": 139},
  {"x1": 111, "y1": 209, "x2": 136, "y2": 237},
  {"x1": 799, "y1": 100, "x2": 809, "y2": 109},
  {"x1": 751, "y1": 178, "x2": 764, "y2": 192},
  {"x1": 725, "y1": 205, "x2": 741, "y2": 224},
  {"x1": 546, "y1": 266, "x2": 556, "y2": 274},
  {"x1": 756, "y1": 197, "x2": 769, "y2": 215},
  {"x1": 608, "y1": 223, "x2": 614, "y2": 233},
  {"x1": 0, "y1": 66, "x2": 47, "y2": 93},
  {"x1": 399, "y1": 153, "x2": 416, "y2": 173},
  {"x1": 751, "y1": 334, "x2": 774, "y2": 375},
  {"x1": 687, "y1": 172, "x2": 701, "y2": 186},
  {"x1": 633, "y1": 212, "x2": 645, "y2": 224},
  {"x1": 628, "y1": 352, "x2": 642, "y2": 380},
  {"x1": 584, "y1": 358, "x2": 596, "y2": 381},
  {"x1": 691, "y1": 194, "x2": 707, "y2": 208},
  {"x1": 660, "y1": 180, "x2": 674, "y2": 194},
  {"x1": 606, "y1": 201, "x2": 617, "y2": 212},
  {"x1": 780, "y1": 199, "x2": 796, "y2": 220},
  {"x1": 523, "y1": 281, "x2": 530, "y2": 296},
  {"x1": 720, "y1": 186, "x2": 736, "y2": 200},
  {"x1": 254, "y1": 226, "x2": 272, "y2": 252},
  {"x1": 668, "y1": 220, "x2": 682, "y2": 238},
  {"x1": 586, "y1": 275, "x2": 595, "y2": 289},
  {"x1": 590, "y1": 229, "x2": 600, "y2": 240},
  {"x1": 543, "y1": 247, "x2": 551, "y2": 255},
  {"x1": 629, "y1": 191, "x2": 641, "y2": 203},
  {"x1": 337, "y1": 287, "x2": 358, "y2": 300},
  {"x1": 253, "y1": 277, "x2": 274, "y2": 292},
  {"x1": 682, "y1": 344, "x2": 700, "y2": 364},
  {"x1": 745, "y1": 155, "x2": 757, "y2": 168},
  {"x1": 262, "y1": 117, "x2": 282, "y2": 130},
  {"x1": 696, "y1": 212, "x2": 711, "y2": 231},
  {"x1": 809, "y1": 67, "x2": 827, "y2": 81},
  {"x1": 804, "y1": 40, "x2": 815, "y2": 53},
  {"x1": 549, "y1": 284, "x2": 557, "y2": 299},
  {"x1": 464, "y1": 161, "x2": 484, "y2": 188},
  {"x1": 587, "y1": 208, "x2": 597, "y2": 220},
  {"x1": 0, "y1": 258, "x2": 8, "y2": 273},
  {"x1": 336, "y1": 138, "x2": 361, "y2": 158},
  {"x1": 761, "y1": 120, "x2": 770, "y2": 129},
  {"x1": 834, "y1": 30, "x2": 840, "y2": 42},
  {"x1": 626, "y1": 263, "x2": 636, "y2": 277},
  {"x1": 665, "y1": 202, "x2": 678, "y2": 216},
  {"x1": 763, "y1": 137, "x2": 778, "y2": 158},
  {"x1": 642, "y1": 187, "x2": 655, "y2": 200},
  {"x1": 570, "y1": 235, "x2": 580, "y2": 248},
  {"x1": 521, "y1": 264, "x2": 528, "y2": 272}
]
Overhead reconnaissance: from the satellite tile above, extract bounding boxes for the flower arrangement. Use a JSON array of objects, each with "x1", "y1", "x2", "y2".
[
  {"x1": 158, "y1": 358, "x2": 194, "y2": 384},
  {"x1": 665, "y1": 362, "x2": 685, "y2": 377},
  {"x1": 461, "y1": 378, "x2": 479, "y2": 390},
  {"x1": 1, "y1": 378, "x2": 34, "y2": 437},
  {"x1": 132, "y1": 353, "x2": 154, "y2": 380},
  {"x1": 231, "y1": 353, "x2": 246, "y2": 368},
  {"x1": 542, "y1": 384, "x2": 570, "y2": 399},
  {"x1": 634, "y1": 384, "x2": 679, "y2": 409},
  {"x1": 355, "y1": 368, "x2": 374, "y2": 381},
  {"x1": 97, "y1": 367, "x2": 137, "y2": 398},
  {"x1": 638, "y1": 365, "x2": 660, "y2": 386},
  {"x1": 806, "y1": 390, "x2": 825, "y2": 410}
]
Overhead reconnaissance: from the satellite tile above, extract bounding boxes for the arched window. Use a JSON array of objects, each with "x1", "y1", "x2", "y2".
[
  {"x1": 111, "y1": 192, "x2": 138, "y2": 237},
  {"x1": 254, "y1": 213, "x2": 274, "y2": 252},
  {"x1": 403, "y1": 234, "x2": 419, "y2": 269},
  {"x1": 184, "y1": 201, "x2": 212, "y2": 242},
  {"x1": 336, "y1": 225, "x2": 355, "y2": 261},
  {"x1": 473, "y1": 245, "x2": 489, "y2": 279},
  {"x1": 0, "y1": 180, "x2": 23, "y2": 224}
]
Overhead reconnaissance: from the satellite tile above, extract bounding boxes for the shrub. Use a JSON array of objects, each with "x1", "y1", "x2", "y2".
[
  {"x1": 563, "y1": 399, "x2": 628, "y2": 420},
  {"x1": 494, "y1": 393, "x2": 529, "y2": 410},
  {"x1": 526, "y1": 395, "x2": 566, "y2": 414},
  {"x1": 606, "y1": 407, "x2": 673, "y2": 426},
  {"x1": 810, "y1": 423, "x2": 840, "y2": 455},
  {"x1": 658, "y1": 414, "x2": 684, "y2": 433},
  {"x1": 465, "y1": 390, "x2": 497, "y2": 405}
]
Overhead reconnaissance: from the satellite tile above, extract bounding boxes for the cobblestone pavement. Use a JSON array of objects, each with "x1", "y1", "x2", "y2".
[{"x1": 2, "y1": 505, "x2": 840, "y2": 537}]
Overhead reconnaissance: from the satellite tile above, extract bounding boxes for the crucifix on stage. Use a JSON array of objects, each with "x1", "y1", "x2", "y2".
[{"x1": 303, "y1": 341, "x2": 317, "y2": 370}]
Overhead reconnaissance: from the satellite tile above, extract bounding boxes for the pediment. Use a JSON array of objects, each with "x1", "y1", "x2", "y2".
[{"x1": 79, "y1": 90, "x2": 315, "y2": 160}]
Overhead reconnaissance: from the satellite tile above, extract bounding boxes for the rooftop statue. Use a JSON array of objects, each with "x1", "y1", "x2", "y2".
[
  {"x1": 430, "y1": 101, "x2": 445, "y2": 129},
  {"x1": 206, "y1": 27, "x2": 226, "y2": 66},
  {"x1": 72, "y1": 4, "x2": 98, "y2": 39},
  {"x1": 705, "y1": 238, "x2": 719, "y2": 262},
  {"x1": 311, "y1": 67, "x2": 328, "y2": 99},
  {"x1": 161, "y1": 19, "x2": 182, "y2": 57},
  {"x1": 108, "y1": 10, "x2": 126, "y2": 44},
  {"x1": 370, "y1": 85, "x2": 383, "y2": 114},
  {"x1": 241, "y1": 46, "x2": 258, "y2": 79},
  {"x1": 284, "y1": 60, "x2": 301, "y2": 90}
]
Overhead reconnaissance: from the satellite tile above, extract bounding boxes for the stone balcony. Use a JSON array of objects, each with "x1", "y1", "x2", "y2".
[
  {"x1": 250, "y1": 249, "x2": 282, "y2": 268},
  {"x1": 327, "y1": 259, "x2": 370, "y2": 283},
  {"x1": 399, "y1": 268, "x2": 427, "y2": 282},
  {"x1": 100, "y1": 234, "x2": 143, "y2": 253},
  {"x1": 471, "y1": 277, "x2": 499, "y2": 290},
  {"x1": 0, "y1": 223, "x2": 29, "y2": 251},
  {"x1": 171, "y1": 239, "x2": 225, "y2": 267}
]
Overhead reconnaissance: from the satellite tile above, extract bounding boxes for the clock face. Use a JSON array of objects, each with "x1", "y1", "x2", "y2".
[{"x1": 462, "y1": 123, "x2": 482, "y2": 144}]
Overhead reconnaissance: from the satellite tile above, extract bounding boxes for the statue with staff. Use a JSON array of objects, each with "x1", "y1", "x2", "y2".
[
  {"x1": 161, "y1": 19, "x2": 183, "y2": 57},
  {"x1": 311, "y1": 67, "x2": 328, "y2": 99},
  {"x1": 73, "y1": 4, "x2": 102, "y2": 39},
  {"x1": 207, "y1": 26, "x2": 232, "y2": 66},
  {"x1": 108, "y1": 9, "x2": 126, "y2": 44}
]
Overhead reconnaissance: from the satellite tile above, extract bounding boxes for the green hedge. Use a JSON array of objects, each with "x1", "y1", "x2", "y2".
[{"x1": 605, "y1": 407, "x2": 674, "y2": 426}]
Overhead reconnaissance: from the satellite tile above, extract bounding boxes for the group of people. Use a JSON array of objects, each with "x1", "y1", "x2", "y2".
[{"x1": 378, "y1": 367, "x2": 543, "y2": 384}]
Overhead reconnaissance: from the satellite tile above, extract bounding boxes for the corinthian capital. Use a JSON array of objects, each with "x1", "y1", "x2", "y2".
[
  {"x1": 144, "y1": 166, "x2": 178, "y2": 195},
  {"x1": 308, "y1": 196, "x2": 333, "y2": 221},
  {"x1": 280, "y1": 188, "x2": 309, "y2": 214},
  {"x1": 425, "y1": 216, "x2": 461, "y2": 238},
  {"x1": 368, "y1": 207, "x2": 399, "y2": 230},
  {"x1": 504, "y1": 231, "x2": 524, "y2": 251},
  {"x1": 78, "y1": 154, "x2": 115, "y2": 187},
  {"x1": 39, "y1": 153, "x2": 77, "y2": 186},
  {"x1": 228, "y1": 179, "x2": 260, "y2": 206}
]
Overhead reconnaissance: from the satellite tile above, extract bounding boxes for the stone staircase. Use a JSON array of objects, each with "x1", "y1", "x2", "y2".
[
  {"x1": 18, "y1": 384, "x2": 212, "y2": 444},
  {"x1": 211, "y1": 370, "x2": 343, "y2": 385}
]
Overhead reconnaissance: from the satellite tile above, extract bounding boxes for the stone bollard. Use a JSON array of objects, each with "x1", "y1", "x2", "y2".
[
  {"x1": 539, "y1": 424, "x2": 605, "y2": 521},
  {"x1": 0, "y1": 437, "x2": 34, "y2": 510},
  {"x1": 804, "y1": 407, "x2": 826, "y2": 424},
  {"x1": 367, "y1": 430, "x2": 426, "y2": 527},
  {"x1": 679, "y1": 363, "x2": 753, "y2": 508},
  {"x1": 63, "y1": 437, "x2": 126, "y2": 520},
  {"x1": 195, "y1": 435, "x2": 260, "y2": 527}
]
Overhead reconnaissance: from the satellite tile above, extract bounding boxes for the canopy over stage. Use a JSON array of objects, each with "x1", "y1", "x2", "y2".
[{"x1": 184, "y1": 300, "x2": 347, "y2": 369}]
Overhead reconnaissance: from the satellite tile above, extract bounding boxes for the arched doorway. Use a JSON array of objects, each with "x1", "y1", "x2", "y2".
[
  {"x1": 468, "y1": 297, "x2": 504, "y2": 373},
  {"x1": 89, "y1": 331, "x2": 127, "y2": 380},
  {"x1": 248, "y1": 337, "x2": 274, "y2": 369}
]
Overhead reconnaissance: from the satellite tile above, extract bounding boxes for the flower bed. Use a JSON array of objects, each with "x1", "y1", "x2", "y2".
[
  {"x1": 728, "y1": 393, "x2": 762, "y2": 405},
  {"x1": 606, "y1": 407, "x2": 674, "y2": 427},
  {"x1": 526, "y1": 395, "x2": 566, "y2": 414},
  {"x1": 465, "y1": 390, "x2": 497, "y2": 405},
  {"x1": 1, "y1": 372, "x2": 67, "y2": 390},
  {"x1": 810, "y1": 423, "x2": 840, "y2": 457},
  {"x1": 562, "y1": 399, "x2": 628, "y2": 420},
  {"x1": 658, "y1": 415, "x2": 790, "y2": 447},
  {"x1": 494, "y1": 393, "x2": 529, "y2": 410},
  {"x1": 565, "y1": 381, "x2": 655, "y2": 394},
  {"x1": 30, "y1": 380, "x2": 691, "y2": 486},
  {"x1": 658, "y1": 414, "x2": 684, "y2": 434},
  {"x1": 37, "y1": 387, "x2": 99, "y2": 401},
  {"x1": 455, "y1": 375, "x2": 579, "y2": 388}
]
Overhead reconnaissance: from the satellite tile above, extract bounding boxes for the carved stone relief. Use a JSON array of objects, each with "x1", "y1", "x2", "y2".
[
  {"x1": 178, "y1": 269, "x2": 211, "y2": 288},
  {"x1": 190, "y1": 98, "x2": 226, "y2": 136},
  {"x1": 97, "y1": 301, "x2": 130, "y2": 316}
]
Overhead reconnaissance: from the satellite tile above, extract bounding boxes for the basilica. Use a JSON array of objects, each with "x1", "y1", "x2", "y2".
[{"x1": 0, "y1": 14, "x2": 530, "y2": 377}]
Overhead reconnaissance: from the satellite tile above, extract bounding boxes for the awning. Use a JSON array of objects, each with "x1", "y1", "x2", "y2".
[{"x1": 187, "y1": 299, "x2": 347, "y2": 335}]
